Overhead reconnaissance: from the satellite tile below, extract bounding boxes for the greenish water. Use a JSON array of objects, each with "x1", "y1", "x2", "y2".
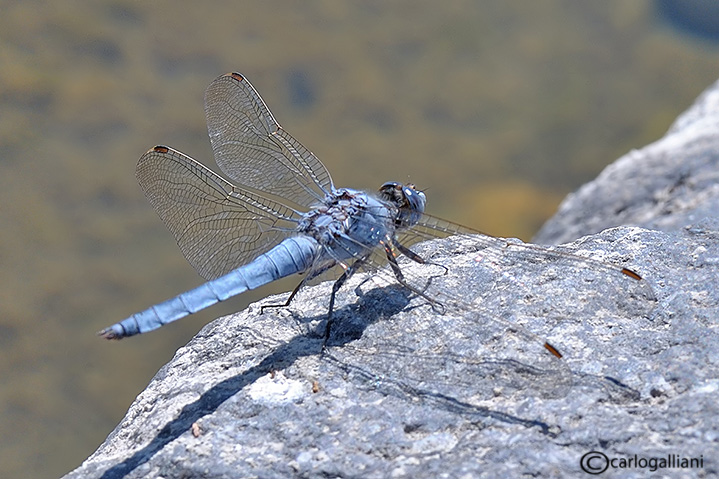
[{"x1": 0, "y1": 1, "x2": 717, "y2": 477}]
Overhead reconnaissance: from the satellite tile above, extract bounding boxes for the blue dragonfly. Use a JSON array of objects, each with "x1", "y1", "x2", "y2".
[{"x1": 100, "y1": 73, "x2": 655, "y2": 366}]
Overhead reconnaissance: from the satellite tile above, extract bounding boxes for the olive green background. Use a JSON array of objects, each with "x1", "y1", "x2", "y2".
[{"x1": 0, "y1": 1, "x2": 716, "y2": 477}]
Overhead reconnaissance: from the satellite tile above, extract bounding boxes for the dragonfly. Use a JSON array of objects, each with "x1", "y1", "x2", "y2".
[{"x1": 100, "y1": 73, "x2": 655, "y2": 376}]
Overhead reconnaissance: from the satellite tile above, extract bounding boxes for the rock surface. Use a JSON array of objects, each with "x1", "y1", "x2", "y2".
[{"x1": 64, "y1": 80, "x2": 719, "y2": 479}]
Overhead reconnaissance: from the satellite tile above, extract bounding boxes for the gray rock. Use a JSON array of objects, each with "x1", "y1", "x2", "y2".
[
  {"x1": 64, "y1": 80, "x2": 719, "y2": 478},
  {"x1": 534, "y1": 78, "x2": 719, "y2": 245}
]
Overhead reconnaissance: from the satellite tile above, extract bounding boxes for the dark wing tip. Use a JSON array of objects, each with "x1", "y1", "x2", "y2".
[
  {"x1": 228, "y1": 72, "x2": 245, "y2": 82},
  {"x1": 544, "y1": 342, "x2": 563, "y2": 359},
  {"x1": 151, "y1": 145, "x2": 170, "y2": 154},
  {"x1": 620, "y1": 267, "x2": 642, "y2": 281}
]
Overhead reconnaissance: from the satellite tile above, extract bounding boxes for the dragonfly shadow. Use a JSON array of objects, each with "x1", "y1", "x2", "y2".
[
  {"x1": 99, "y1": 282, "x2": 562, "y2": 478},
  {"x1": 323, "y1": 283, "x2": 416, "y2": 346},
  {"x1": 98, "y1": 285, "x2": 410, "y2": 478},
  {"x1": 323, "y1": 352, "x2": 560, "y2": 436},
  {"x1": 309, "y1": 283, "x2": 569, "y2": 435},
  {"x1": 99, "y1": 337, "x2": 309, "y2": 478}
]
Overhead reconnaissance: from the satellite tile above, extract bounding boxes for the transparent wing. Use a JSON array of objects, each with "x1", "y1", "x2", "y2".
[
  {"x1": 319, "y1": 208, "x2": 655, "y2": 323},
  {"x1": 204, "y1": 72, "x2": 334, "y2": 207},
  {"x1": 136, "y1": 146, "x2": 302, "y2": 281},
  {"x1": 314, "y1": 207, "x2": 657, "y2": 401},
  {"x1": 394, "y1": 212, "x2": 657, "y2": 317},
  {"x1": 316, "y1": 223, "x2": 573, "y2": 402}
]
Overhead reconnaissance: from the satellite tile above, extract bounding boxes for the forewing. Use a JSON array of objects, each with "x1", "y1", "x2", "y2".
[
  {"x1": 395, "y1": 212, "x2": 656, "y2": 318},
  {"x1": 315, "y1": 211, "x2": 572, "y2": 401},
  {"x1": 204, "y1": 72, "x2": 334, "y2": 207},
  {"x1": 136, "y1": 146, "x2": 302, "y2": 280},
  {"x1": 317, "y1": 208, "x2": 657, "y2": 402}
]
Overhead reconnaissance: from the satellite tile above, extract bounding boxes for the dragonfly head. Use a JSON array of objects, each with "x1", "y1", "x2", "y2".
[{"x1": 379, "y1": 182, "x2": 426, "y2": 228}]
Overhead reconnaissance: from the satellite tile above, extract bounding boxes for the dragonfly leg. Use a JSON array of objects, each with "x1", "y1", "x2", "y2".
[
  {"x1": 384, "y1": 243, "x2": 446, "y2": 314},
  {"x1": 395, "y1": 241, "x2": 449, "y2": 276},
  {"x1": 260, "y1": 277, "x2": 309, "y2": 314},
  {"x1": 259, "y1": 261, "x2": 337, "y2": 314},
  {"x1": 323, "y1": 255, "x2": 370, "y2": 346}
]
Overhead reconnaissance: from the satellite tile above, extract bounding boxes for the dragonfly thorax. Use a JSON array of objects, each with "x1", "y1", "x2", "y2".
[{"x1": 298, "y1": 188, "x2": 394, "y2": 251}]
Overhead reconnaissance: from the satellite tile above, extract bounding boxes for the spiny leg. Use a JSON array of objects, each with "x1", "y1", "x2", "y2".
[
  {"x1": 323, "y1": 255, "x2": 370, "y2": 346},
  {"x1": 260, "y1": 261, "x2": 338, "y2": 314},
  {"x1": 384, "y1": 243, "x2": 446, "y2": 314},
  {"x1": 395, "y1": 241, "x2": 449, "y2": 275},
  {"x1": 259, "y1": 277, "x2": 308, "y2": 315}
]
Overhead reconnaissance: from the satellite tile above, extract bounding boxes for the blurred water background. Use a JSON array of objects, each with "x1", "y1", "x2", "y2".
[{"x1": 1, "y1": 1, "x2": 717, "y2": 477}]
